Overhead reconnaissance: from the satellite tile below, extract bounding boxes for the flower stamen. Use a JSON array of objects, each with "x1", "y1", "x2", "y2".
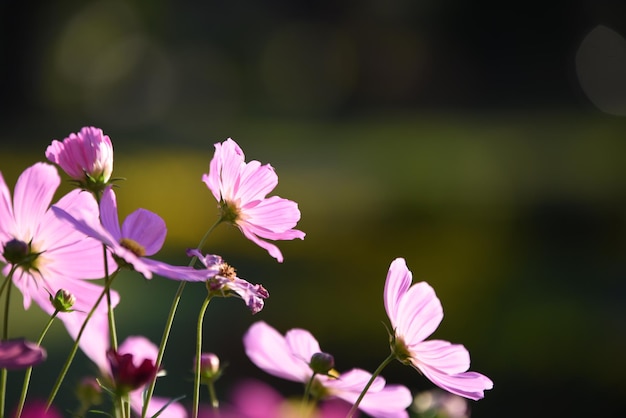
[{"x1": 119, "y1": 238, "x2": 146, "y2": 257}]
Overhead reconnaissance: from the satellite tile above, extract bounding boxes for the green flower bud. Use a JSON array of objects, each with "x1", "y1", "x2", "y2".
[
  {"x1": 309, "y1": 352, "x2": 335, "y2": 375},
  {"x1": 50, "y1": 289, "x2": 76, "y2": 312}
]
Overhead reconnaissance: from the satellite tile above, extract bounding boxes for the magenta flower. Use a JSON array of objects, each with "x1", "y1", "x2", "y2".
[
  {"x1": 46, "y1": 126, "x2": 114, "y2": 187},
  {"x1": 188, "y1": 249, "x2": 269, "y2": 314},
  {"x1": 79, "y1": 317, "x2": 187, "y2": 418},
  {"x1": 384, "y1": 258, "x2": 493, "y2": 401},
  {"x1": 244, "y1": 321, "x2": 412, "y2": 418},
  {"x1": 199, "y1": 379, "x2": 357, "y2": 418},
  {"x1": 0, "y1": 163, "x2": 119, "y2": 352},
  {"x1": 53, "y1": 186, "x2": 217, "y2": 282},
  {"x1": 203, "y1": 138, "x2": 305, "y2": 262},
  {"x1": 12, "y1": 400, "x2": 63, "y2": 418},
  {"x1": 0, "y1": 338, "x2": 46, "y2": 369}
]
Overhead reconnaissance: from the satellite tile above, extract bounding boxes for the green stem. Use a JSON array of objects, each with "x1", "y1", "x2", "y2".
[
  {"x1": 207, "y1": 379, "x2": 219, "y2": 413},
  {"x1": 103, "y1": 244, "x2": 118, "y2": 350},
  {"x1": 303, "y1": 373, "x2": 317, "y2": 405},
  {"x1": 46, "y1": 272, "x2": 118, "y2": 409},
  {"x1": 0, "y1": 266, "x2": 16, "y2": 418},
  {"x1": 16, "y1": 310, "x2": 59, "y2": 417},
  {"x1": 192, "y1": 295, "x2": 213, "y2": 418},
  {"x1": 141, "y1": 217, "x2": 223, "y2": 418},
  {"x1": 345, "y1": 352, "x2": 396, "y2": 418}
]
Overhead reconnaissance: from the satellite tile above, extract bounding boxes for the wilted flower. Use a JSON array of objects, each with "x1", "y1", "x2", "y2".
[
  {"x1": 384, "y1": 258, "x2": 493, "y2": 400},
  {"x1": 244, "y1": 321, "x2": 412, "y2": 418},
  {"x1": 0, "y1": 163, "x2": 119, "y2": 353},
  {"x1": 0, "y1": 338, "x2": 46, "y2": 369},
  {"x1": 53, "y1": 186, "x2": 215, "y2": 282},
  {"x1": 203, "y1": 138, "x2": 305, "y2": 262},
  {"x1": 45, "y1": 126, "x2": 114, "y2": 190},
  {"x1": 188, "y1": 249, "x2": 269, "y2": 314}
]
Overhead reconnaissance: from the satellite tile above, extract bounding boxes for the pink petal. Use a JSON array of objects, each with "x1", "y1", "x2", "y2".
[
  {"x1": 412, "y1": 340, "x2": 470, "y2": 375},
  {"x1": 243, "y1": 321, "x2": 311, "y2": 382},
  {"x1": 285, "y1": 328, "x2": 322, "y2": 364},
  {"x1": 383, "y1": 258, "x2": 413, "y2": 329},
  {"x1": 119, "y1": 336, "x2": 159, "y2": 364},
  {"x1": 235, "y1": 161, "x2": 278, "y2": 203},
  {"x1": 121, "y1": 208, "x2": 166, "y2": 256},
  {"x1": 130, "y1": 392, "x2": 188, "y2": 418},
  {"x1": 100, "y1": 187, "x2": 122, "y2": 241},
  {"x1": 239, "y1": 226, "x2": 285, "y2": 262},
  {"x1": 0, "y1": 171, "x2": 15, "y2": 239},
  {"x1": 353, "y1": 385, "x2": 412, "y2": 418},
  {"x1": 396, "y1": 282, "x2": 443, "y2": 345},
  {"x1": 240, "y1": 196, "x2": 303, "y2": 234},
  {"x1": 140, "y1": 258, "x2": 213, "y2": 282},
  {"x1": 12, "y1": 163, "x2": 59, "y2": 240},
  {"x1": 418, "y1": 366, "x2": 494, "y2": 401},
  {"x1": 324, "y1": 369, "x2": 386, "y2": 394}
]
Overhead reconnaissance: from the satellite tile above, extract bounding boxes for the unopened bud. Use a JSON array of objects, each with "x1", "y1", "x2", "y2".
[
  {"x1": 51, "y1": 289, "x2": 76, "y2": 312},
  {"x1": 197, "y1": 353, "x2": 222, "y2": 384},
  {"x1": 309, "y1": 352, "x2": 335, "y2": 375},
  {"x1": 75, "y1": 376, "x2": 102, "y2": 407}
]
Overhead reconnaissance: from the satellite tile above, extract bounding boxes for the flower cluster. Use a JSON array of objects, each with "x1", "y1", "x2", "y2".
[{"x1": 0, "y1": 127, "x2": 491, "y2": 418}]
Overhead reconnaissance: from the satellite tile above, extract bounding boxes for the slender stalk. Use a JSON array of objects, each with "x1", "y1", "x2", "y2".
[
  {"x1": 192, "y1": 295, "x2": 213, "y2": 418},
  {"x1": 46, "y1": 272, "x2": 119, "y2": 409},
  {"x1": 16, "y1": 310, "x2": 59, "y2": 417},
  {"x1": 103, "y1": 244, "x2": 118, "y2": 350},
  {"x1": 0, "y1": 267, "x2": 16, "y2": 418},
  {"x1": 302, "y1": 373, "x2": 316, "y2": 405},
  {"x1": 207, "y1": 379, "x2": 219, "y2": 414},
  {"x1": 141, "y1": 217, "x2": 223, "y2": 418},
  {"x1": 345, "y1": 352, "x2": 396, "y2": 418}
]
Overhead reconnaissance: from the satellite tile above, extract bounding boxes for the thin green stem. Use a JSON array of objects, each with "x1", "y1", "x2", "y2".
[
  {"x1": 192, "y1": 295, "x2": 213, "y2": 418},
  {"x1": 345, "y1": 352, "x2": 396, "y2": 418},
  {"x1": 141, "y1": 217, "x2": 223, "y2": 418},
  {"x1": 303, "y1": 373, "x2": 317, "y2": 405},
  {"x1": 0, "y1": 265, "x2": 16, "y2": 418},
  {"x1": 16, "y1": 310, "x2": 59, "y2": 417},
  {"x1": 103, "y1": 244, "x2": 118, "y2": 350},
  {"x1": 207, "y1": 376, "x2": 219, "y2": 414},
  {"x1": 46, "y1": 271, "x2": 119, "y2": 409}
]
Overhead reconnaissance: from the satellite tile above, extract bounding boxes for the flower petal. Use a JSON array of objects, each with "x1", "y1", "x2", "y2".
[
  {"x1": 412, "y1": 340, "x2": 470, "y2": 375},
  {"x1": 100, "y1": 187, "x2": 122, "y2": 241},
  {"x1": 384, "y1": 258, "x2": 413, "y2": 329},
  {"x1": 140, "y1": 258, "x2": 213, "y2": 282},
  {"x1": 243, "y1": 321, "x2": 311, "y2": 382},
  {"x1": 121, "y1": 208, "x2": 166, "y2": 256},
  {"x1": 12, "y1": 163, "x2": 59, "y2": 240},
  {"x1": 285, "y1": 328, "x2": 322, "y2": 364},
  {"x1": 418, "y1": 366, "x2": 494, "y2": 401},
  {"x1": 396, "y1": 282, "x2": 443, "y2": 345},
  {"x1": 0, "y1": 339, "x2": 46, "y2": 369}
]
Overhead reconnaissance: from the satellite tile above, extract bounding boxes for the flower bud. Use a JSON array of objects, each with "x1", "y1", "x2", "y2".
[
  {"x1": 75, "y1": 376, "x2": 102, "y2": 408},
  {"x1": 309, "y1": 352, "x2": 335, "y2": 375},
  {"x1": 50, "y1": 289, "x2": 76, "y2": 312},
  {"x1": 197, "y1": 352, "x2": 222, "y2": 384}
]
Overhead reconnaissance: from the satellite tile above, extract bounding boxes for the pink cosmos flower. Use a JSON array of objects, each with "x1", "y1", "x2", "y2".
[
  {"x1": 0, "y1": 163, "x2": 118, "y2": 353},
  {"x1": 78, "y1": 317, "x2": 187, "y2": 418},
  {"x1": 188, "y1": 249, "x2": 269, "y2": 314},
  {"x1": 53, "y1": 186, "x2": 217, "y2": 282},
  {"x1": 384, "y1": 258, "x2": 493, "y2": 401},
  {"x1": 244, "y1": 321, "x2": 412, "y2": 418},
  {"x1": 0, "y1": 338, "x2": 46, "y2": 369},
  {"x1": 198, "y1": 379, "x2": 357, "y2": 418},
  {"x1": 203, "y1": 138, "x2": 305, "y2": 263},
  {"x1": 12, "y1": 400, "x2": 63, "y2": 418},
  {"x1": 46, "y1": 126, "x2": 114, "y2": 186}
]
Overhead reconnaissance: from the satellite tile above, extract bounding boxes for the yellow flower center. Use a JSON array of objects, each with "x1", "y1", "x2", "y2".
[{"x1": 119, "y1": 238, "x2": 146, "y2": 257}]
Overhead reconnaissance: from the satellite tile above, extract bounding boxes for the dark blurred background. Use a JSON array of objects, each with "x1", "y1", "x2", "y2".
[{"x1": 2, "y1": 0, "x2": 626, "y2": 417}]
